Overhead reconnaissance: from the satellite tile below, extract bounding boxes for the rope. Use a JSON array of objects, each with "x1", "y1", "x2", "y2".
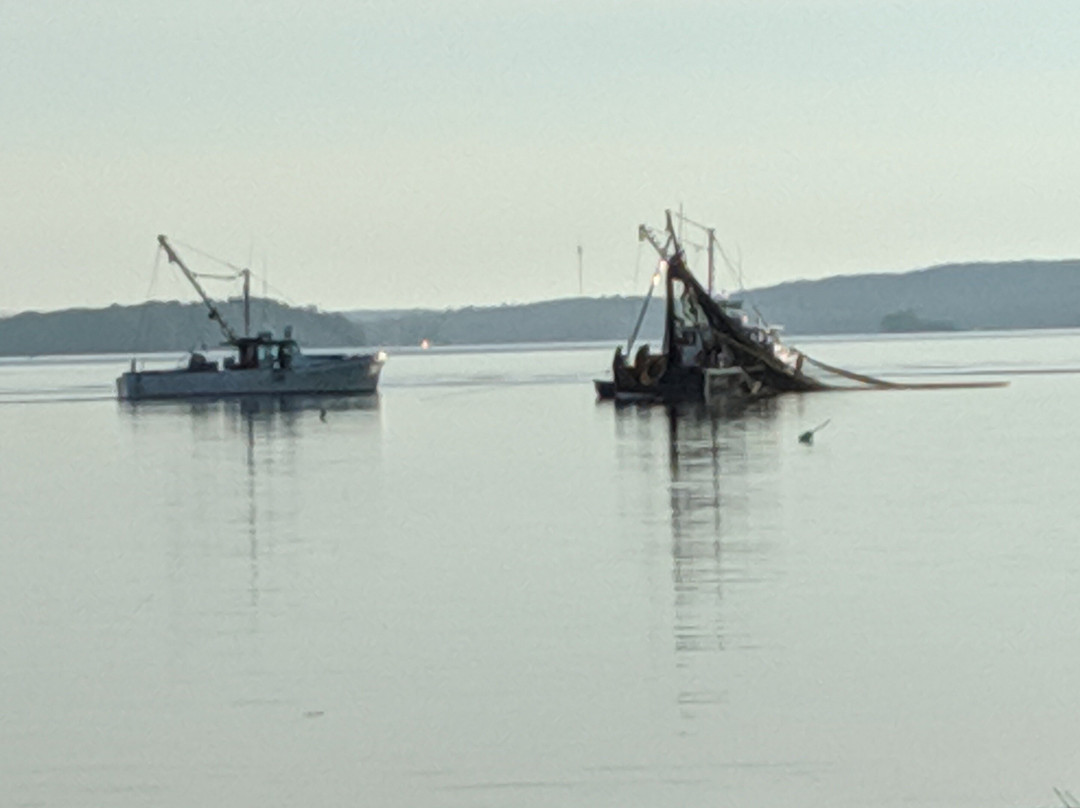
[
  {"x1": 191, "y1": 271, "x2": 241, "y2": 282},
  {"x1": 697, "y1": 328, "x2": 828, "y2": 391},
  {"x1": 164, "y1": 238, "x2": 302, "y2": 312},
  {"x1": 170, "y1": 240, "x2": 298, "y2": 307},
  {"x1": 715, "y1": 242, "x2": 744, "y2": 290},
  {"x1": 143, "y1": 245, "x2": 163, "y2": 298},
  {"x1": 831, "y1": 380, "x2": 1009, "y2": 391},
  {"x1": 632, "y1": 240, "x2": 644, "y2": 289},
  {"x1": 801, "y1": 353, "x2": 899, "y2": 387},
  {"x1": 131, "y1": 246, "x2": 164, "y2": 355},
  {"x1": 247, "y1": 270, "x2": 299, "y2": 308},
  {"x1": 171, "y1": 239, "x2": 249, "y2": 274},
  {"x1": 800, "y1": 352, "x2": 1009, "y2": 390}
]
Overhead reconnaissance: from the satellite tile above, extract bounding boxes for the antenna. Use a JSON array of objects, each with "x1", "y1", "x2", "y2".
[
  {"x1": 577, "y1": 242, "x2": 584, "y2": 296},
  {"x1": 246, "y1": 237, "x2": 254, "y2": 336},
  {"x1": 707, "y1": 227, "x2": 715, "y2": 297},
  {"x1": 672, "y1": 209, "x2": 731, "y2": 296},
  {"x1": 263, "y1": 253, "x2": 269, "y2": 329},
  {"x1": 242, "y1": 268, "x2": 251, "y2": 337}
]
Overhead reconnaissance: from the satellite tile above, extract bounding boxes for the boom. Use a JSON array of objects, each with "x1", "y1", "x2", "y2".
[{"x1": 157, "y1": 234, "x2": 239, "y2": 344}]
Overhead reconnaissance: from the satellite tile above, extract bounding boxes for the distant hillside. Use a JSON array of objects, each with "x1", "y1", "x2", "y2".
[
  {"x1": 346, "y1": 298, "x2": 666, "y2": 347},
  {"x1": 5, "y1": 259, "x2": 1080, "y2": 357},
  {"x1": 732, "y1": 259, "x2": 1080, "y2": 334},
  {"x1": 0, "y1": 299, "x2": 367, "y2": 357},
  {"x1": 347, "y1": 259, "x2": 1080, "y2": 345}
]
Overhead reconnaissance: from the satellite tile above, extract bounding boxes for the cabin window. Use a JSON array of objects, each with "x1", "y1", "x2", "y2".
[
  {"x1": 238, "y1": 344, "x2": 258, "y2": 368},
  {"x1": 279, "y1": 342, "x2": 297, "y2": 369}
]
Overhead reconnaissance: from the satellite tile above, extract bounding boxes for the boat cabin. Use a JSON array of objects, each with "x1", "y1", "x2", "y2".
[{"x1": 224, "y1": 328, "x2": 300, "y2": 371}]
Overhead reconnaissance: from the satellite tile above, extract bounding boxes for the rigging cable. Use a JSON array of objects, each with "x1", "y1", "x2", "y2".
[
  {"x1": 246, "y1": 270, "x2": 299, "y2": 309},
  {"x1": 171, "y1": 239, "x2": 250, "y2": 275},
  {"x1": 154, "y1": 237, "x2": 311, "y2": 337},
  {"x1": 130, "y1": 245, "x2": 165, "y2": 357},
  {"x1": 632, "y1": 239, "x2": 644, "y2": 288},
  {"x1": 190, "y1": 271, "x2": 241, "y2": 281},
  {"x1": 715, "y1": 241, "x2": 744, "y2": 291},
  {"x1": 714, "y1": 242, "x2": 770, "y2": 326}
]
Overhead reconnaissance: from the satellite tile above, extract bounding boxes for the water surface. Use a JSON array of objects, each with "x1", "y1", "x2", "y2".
[{"x1": 2, "y1": 334, "x2": 1079, "y2": 807}]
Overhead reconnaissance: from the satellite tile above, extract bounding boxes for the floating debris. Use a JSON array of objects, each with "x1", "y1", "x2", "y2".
[{"x1": 798, "y1": 419, "x2": 831, "y2": 445}]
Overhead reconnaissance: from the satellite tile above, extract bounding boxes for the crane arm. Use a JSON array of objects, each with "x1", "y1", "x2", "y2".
[{"x1": 157, "y1": 234, "x2": 239, "y2": 344}]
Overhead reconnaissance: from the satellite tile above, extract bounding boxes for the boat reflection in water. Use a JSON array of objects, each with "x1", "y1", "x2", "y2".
[
  {"x1": 118, "y1": 390, "x2": 381, "y2": 619},
  {"x1": 120, "y1": 392, "x2": 379, "y2": 419},
  {"x1": 234, "y1": 394, "x2": 379, "y2": 418},
  {"x1": 645, "y1": 401, "x2": 785, "y2": 727}
]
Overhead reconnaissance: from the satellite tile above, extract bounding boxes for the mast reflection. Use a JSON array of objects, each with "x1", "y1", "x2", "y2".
[
  {"x1": 665, "y1": 400, "x2": 780, "y2": 725},
  {"x1": 244, "y1": 409, "x2": 258, "y2": 609},
  {"x1": 122, "y1": 393, "x2": 380, "y2": 617},
  {"x1": 228, "y1": 395, "x2": 382, "y2": 609}
]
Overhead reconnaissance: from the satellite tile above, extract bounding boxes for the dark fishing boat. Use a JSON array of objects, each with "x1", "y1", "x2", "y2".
[{"x1": 596, "y1": 211, "x2": 825, "y2": 404}]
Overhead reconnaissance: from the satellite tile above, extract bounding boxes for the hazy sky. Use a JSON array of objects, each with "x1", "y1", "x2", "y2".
[{"x1": 4, "y1": 1, "x2": 1080, "y2": 312}]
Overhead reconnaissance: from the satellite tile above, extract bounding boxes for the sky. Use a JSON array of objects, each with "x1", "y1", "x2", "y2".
[{"x1": 4, "y1": 0, "x2": 1080, "y2": 313}]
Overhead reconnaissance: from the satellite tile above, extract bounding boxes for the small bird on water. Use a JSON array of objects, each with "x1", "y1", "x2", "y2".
[{"x1": 799, "y1": 419, "x2": 831, "y2": 445}]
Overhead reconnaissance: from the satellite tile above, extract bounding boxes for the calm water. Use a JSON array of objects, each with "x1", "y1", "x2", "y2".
[{"x1": 3, "y1": 333, "x2": 1080, "y2": 808}]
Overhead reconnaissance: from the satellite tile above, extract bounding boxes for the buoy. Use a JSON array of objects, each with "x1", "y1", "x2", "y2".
[{"x1": 799, "y1": 419, "x2": 831, "y2": 445}]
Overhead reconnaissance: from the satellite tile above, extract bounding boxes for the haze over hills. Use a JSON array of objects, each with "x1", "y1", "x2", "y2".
[{"x1": 2, "y1": 259, "x2": 1080, "y2": 357}]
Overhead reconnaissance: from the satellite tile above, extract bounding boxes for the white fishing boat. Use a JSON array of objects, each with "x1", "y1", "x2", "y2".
[{"x1": 117, "y1": 235, "x2": 385, "y2": 401}]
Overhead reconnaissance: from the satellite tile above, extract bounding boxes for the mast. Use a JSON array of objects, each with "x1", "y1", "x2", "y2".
[
  {"x1": 625, "y1": 213, "x2": 681, "y2": 355},
  {"x1": 242, "y1": 268, "x2": 251, "y2": 337},
  {"x1": 707, "y1": 228, "x2": 715, "y2": 297},
  {"x1": 637, "y1": 221, "x2": 674, "y2": 260},
  {"x1": 577, "y1": 243, "x2": 583, "y2": 296},
  {"x1": 663, "y1": 209, "x2": 682, "y2": 258},
  {"x1": 671, "y1": 210, "x2": 719, "y2": 295},
  {"x1": 157, "y1": 234, "x2": 239, "y2": 344}
]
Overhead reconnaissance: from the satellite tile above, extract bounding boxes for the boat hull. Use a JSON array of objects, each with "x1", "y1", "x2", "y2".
[
  {"x1": 117, "y1": 355, "x2": 383, "y2": 401},
  {"x1": 595, "y1": 366, "x2": 735, "y2": 405}
]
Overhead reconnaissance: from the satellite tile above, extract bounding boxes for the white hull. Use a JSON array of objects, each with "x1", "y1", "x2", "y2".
[{"x1": 117, "y1": 355, "x2": 383, "y2": 401}]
